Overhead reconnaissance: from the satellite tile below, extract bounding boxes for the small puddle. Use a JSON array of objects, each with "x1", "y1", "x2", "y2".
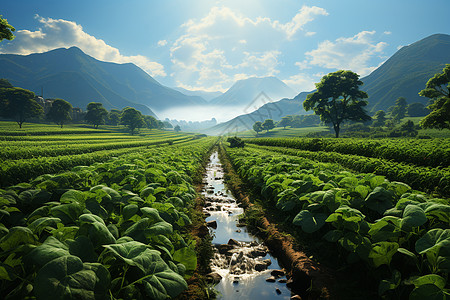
[{"x1": 202, "y1": 152, "x2": 292, "y2": 299}]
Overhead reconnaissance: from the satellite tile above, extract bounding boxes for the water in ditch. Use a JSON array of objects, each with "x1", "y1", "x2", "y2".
[{"x1": 202, "y1": 152, "x2": 292, "y2": 300}]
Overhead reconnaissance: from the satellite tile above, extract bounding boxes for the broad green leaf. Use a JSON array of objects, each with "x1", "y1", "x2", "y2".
[
  {"x1": 397, "y1": 247, "x2": 417, "y2": 258},
  {"x1": 147, "y1": 221, "x2": 173, "y2": 236},
  {"x1": 369, "y1": 175, "x2": 386, "y2": 189},
  {"x1": 276, "y1": 189, "x2": 299, "y2": 212},
  {"x1": 124, "y1": 218, "x2": 152, "y2": 243},
  {"x1": 387, "y1": 181, "x2": 411, "y2": 197},
  {"x1": 103, "y1": 241, "x2": 161, "y2": 272},
  {"x1": 141, "y1": 207, "x2": 164, "y2": 223},
  {"x1": 123, "y1": 204, "x2": 139, "y2": 220},
  {"x1": 0, "y1": 226, "x2": 36, "y2": 251},
  {"x1": 292, "y1": 210, "x2": 327, "y2": 233},
  {"x1": 60, "y1": 189, "x2": 85, "y2": 204},
  {"x1": 369, "y1": 242, "x2": 399, "y2": 268},
  {"x1": 173, "y1": 247, "x2": 197, "y2": 273},
  {"x1": 26, "y1": 236, "x2": 69, "y2": 268},
  {"x1": 355, "y1": 185, "x2": 370, "y2": 199},
  {"x1": 27, "y1": 206, "x2": 50, "y2": 223},
  {"x1": 142, "y1": 265, "x2": 188, "y2": 300},
  {"x1": 51, "y1": 224, "x2": 79, "y2": 241},
  {"x1": 365, "y1": 187, "x2": 395, "y2": 215},
  {"x1": 67, "y1": 236, "x2": 98, "y2": 263},
  {"x1": 413, "y1": 274, "x2": 447, "y2": 289},
  {"x1": 34, "y1": 255, "x2": 110, "y2": 300},
  {"x1": 85, "y1": 198, "x2": 108, "y2": 219},
  {"x1": 78, "y1": 214, "x2": 116, "y2": 248},
  {"x1": 401, "y1": 205, "x2": 427, "y2": 230},
  {"x1": 409, "y1": 284, "x2": 450, "y2": 300},
  {"x1": 425, "y1": 204, "x2": 450, "y2": 223},
  {"x1": 0, "y1": 262, "x2": 17, "y2": 281},
  {"x1": 323, "y1": 230, "x2": 343, "y2": 242},
  {"x1": 90, "y1": 185, "x2": 121, "y2": 201},
  {"x1": 368, "y1": 219, "x2": 401, "y2": 243},
  {"x1": 27, "y1": 217, "x2": 61, "y2": 235},
  {"x1": 415, "y1": 229, "x2": 450, "y2": 255},
  {"x1": 167, "y1": 197, "x2": 184, "y2": 208},
  {"x1": 50, "y1": 202, "x2": 83, "y2": 224},
  {"x1": 378, "y1": 269, "x2": 401, "y2": 296}
]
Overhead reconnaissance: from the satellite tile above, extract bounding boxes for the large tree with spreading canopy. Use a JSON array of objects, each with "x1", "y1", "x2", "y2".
[{"x1": 303, "y1": 70, "x2": 371, "y2": 138}]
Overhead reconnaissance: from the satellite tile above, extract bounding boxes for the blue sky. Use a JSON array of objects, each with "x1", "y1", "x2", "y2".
[{"x1": 1, "y1": 0, "x2": 449, "y2": 94}]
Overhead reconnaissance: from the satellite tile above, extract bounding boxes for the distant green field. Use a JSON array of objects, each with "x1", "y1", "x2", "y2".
[
  {"x1": 0, "y1": 120, "x2": 203, "y2": 186},
  {"x1": 226, "y1": 126, "x2": 330, "y2": 138}
]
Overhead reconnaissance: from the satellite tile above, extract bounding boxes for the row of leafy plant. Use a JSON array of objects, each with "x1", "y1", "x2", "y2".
[
  {"x1": 0, "y1": 137, "x2": 203, "y2": 189},
  {"x1": 225, "y1": 145, "x2": 450, "y2": 299},
  {"x1": 0, "y1": 136, "x2": 191, "y2": 160},
  {"x1": 245, "y1": 137, "x2": 450, "y2": 168},
  {"x1": 0, "y1": 137, "x2": 215, "y2": 299},
  {"x1": 246, "y1": 143, "x2": 450, "y2": 198}
]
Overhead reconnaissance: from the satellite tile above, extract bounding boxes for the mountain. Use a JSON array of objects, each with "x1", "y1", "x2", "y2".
[
  {"x1": 205, "y1": 33, "x2": 450, "y2": 135},
  {"x1": 172, "y1": 87, "x2": 223, "y2": 102},
  {"x1": 210, "y1": 76, "x2": 297, "y2": 107},
  {"x1": 204, "y1": 92, "x2": 309, "y2": 135},
  {"x1": 362, "y1": 33, "x2": 450, "y2": 112},
  {"x1": 0, "y1": 47, "x2": 206, "y2": 115}
]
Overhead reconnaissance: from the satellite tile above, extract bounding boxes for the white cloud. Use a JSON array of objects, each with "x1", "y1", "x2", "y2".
[
  {"x1": 302, "y1": 31, "x2": 387, "y2": 76},
  {"x1": 157, "y1": 39, "x2": 168, "y2": 47},
  {"x1": 384, "y1": 31, "x2": 392, "y2": 35},
  {"x1": 0, "y1": 15, "x2": 166, "y2": 77},
  {"x1": 274, "y1": 6, "x2": 328, "y2": 40},
  {"x1": 282, "y1": 73, "x2": 316, "y2": 92},
  {"x1": 169, "y1": 5, "x2": 327, "y2": 91}
]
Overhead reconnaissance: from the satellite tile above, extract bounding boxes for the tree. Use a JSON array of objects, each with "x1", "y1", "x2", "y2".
[
  {"x1": 390, "y1": 97, "x2": 407, "y2": 121},
  {"x1": 121, "y1": 107, "x2": 145, "y2": 135},
  {"x1": 163, "y1": 121, "x2": 173, "y2": 129},
  {"x1": 262, "y1": 119, "x2": 275, "y2": 132},
  {"x1": 400, "y1": 120, "x2": 418, "y2": 137},
  {"x1": 0, "y1": 78, "x2": 13, "y2": 89},
  {"x1": 227, "y1": 136, "x2": 244, "y2": 148},
  {"x1": 144, "y1": 115, "x2": 158, "y2": 129},
  {"x1": 107, "y1": 109, "x2": 121, "y2": 126},
  {"x1": 0, "y1": 87, "x2": 43, "y2": 128},
  {"x1": 304, "y1": 70, "x2": 371, "y2": 138},
  {"x1": 157, "y1": 120, "x2": 165, "y2": 129},
  {"x1": 0, "y1": 15, "x2": 15, "y2": 42},
  {"x1": 277, "y1": 116, "x2": 293, "y2": 129},
  {"x1": 419, "y1": 64, "x2": 450, "y2": 130},
  {"x1": 46, "y1": 99, "x2": 72, "y2": 128},
  {"x1": 85, "y1": 102, "x2": 108, "y2": 129},
  {"x1": 253, "y1": 121, "x2": 263, "y2": 134},
  {"x1": 406, "y1": 102, "x2": 429, "y2": 117},
  {"x1": 372, "y1": 110, "x2": 387, "y2": 127},
  {"x1": 174, "y1": 125, "x2": 181, "y2": 132}
]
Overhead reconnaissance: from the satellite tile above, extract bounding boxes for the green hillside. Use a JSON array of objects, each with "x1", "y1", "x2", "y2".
[{"x1": 362, "y1": 33, "x2": 450, "y2": 112}]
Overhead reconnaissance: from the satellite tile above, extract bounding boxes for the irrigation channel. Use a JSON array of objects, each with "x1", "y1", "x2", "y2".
[{"x1": 202, "y1": 152, "x2": 293, "y2": 299}]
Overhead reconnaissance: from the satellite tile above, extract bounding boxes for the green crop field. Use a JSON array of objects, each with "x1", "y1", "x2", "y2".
[
  {"x1": 222, "y1": 135, "x2": 450, "y2": 299},
  {"x1": 0, "y1": 121, "x2": 218, "y2": 299},
  {"x1": 1, "y1": 118, "x2": 449, "y2": 299}
]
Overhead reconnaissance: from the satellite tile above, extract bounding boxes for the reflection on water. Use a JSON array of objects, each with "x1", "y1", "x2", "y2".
[{"x1": 203, "y1": 152, "x2": 291, "y2": 300}]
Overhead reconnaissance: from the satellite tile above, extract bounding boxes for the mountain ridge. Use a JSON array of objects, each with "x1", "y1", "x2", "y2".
[
  {"x1": 0, "y1": 47, "x2": 207, "y2": 115},
  {"x1": 209, "y1": 76, "x2": 297, "y2": 107}
]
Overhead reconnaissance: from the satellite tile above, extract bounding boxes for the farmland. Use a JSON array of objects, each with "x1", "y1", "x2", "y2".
[
  {"x1": 222, "y1": 137, "x2": 450, "y2": 299},
  {"x1": 0, "y1": 121, "x2": 449, "y2": 299},
  {"x1": 0, "y1": 123, "x2": 217, "y2": 299}
]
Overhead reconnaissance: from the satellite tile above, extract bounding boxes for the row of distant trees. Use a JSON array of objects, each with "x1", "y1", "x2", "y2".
[{"x1": 0, "y1": 78, "x2": 176, "y2": 134}]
